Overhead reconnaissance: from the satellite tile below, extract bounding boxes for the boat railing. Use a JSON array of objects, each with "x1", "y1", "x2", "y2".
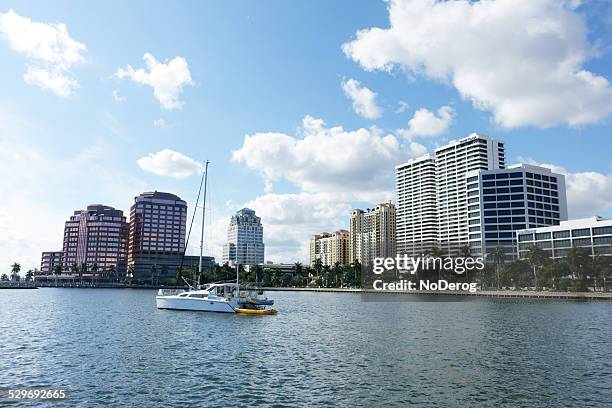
[{"x1": 157, "y1": 289, "x2": 185, "y2": 296}]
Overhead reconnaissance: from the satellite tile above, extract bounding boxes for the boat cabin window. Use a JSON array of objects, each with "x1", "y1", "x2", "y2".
[
  {"x1": 179, "y1": 293, "x2": 189, "y2": 297},
  {"x1": 188, "y1": 294, "x2": 205, "y2": 298}
]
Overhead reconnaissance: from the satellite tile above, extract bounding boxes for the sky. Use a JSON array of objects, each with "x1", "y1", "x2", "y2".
[{"x1": 1, "y1": 0, "x2": 611, "y2": 271}]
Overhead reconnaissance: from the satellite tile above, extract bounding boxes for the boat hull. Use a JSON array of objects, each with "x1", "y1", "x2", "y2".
[{"x1": 156, "y1": 296, "x2": 236, "y2": 313}]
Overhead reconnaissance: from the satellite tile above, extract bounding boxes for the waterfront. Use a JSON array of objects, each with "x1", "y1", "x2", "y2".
[{"x1": 0, "y1": 289, "x2": 611, "y2": 407}]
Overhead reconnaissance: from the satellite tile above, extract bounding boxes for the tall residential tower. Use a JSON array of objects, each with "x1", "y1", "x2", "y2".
[
  {"x1": 310, "y1": 230, "x2": 350, "y2": 267},
  {"x1": 350, "y1": 203, "x2": 396, "y2": 266},
  {"x1": 222, "y1": 208, "x2": 265, "y2": 265}
]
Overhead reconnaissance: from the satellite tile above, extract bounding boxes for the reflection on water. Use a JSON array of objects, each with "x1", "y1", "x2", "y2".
[{"x1": 0, "y1": 289, "x2": 610, "y2": 407}]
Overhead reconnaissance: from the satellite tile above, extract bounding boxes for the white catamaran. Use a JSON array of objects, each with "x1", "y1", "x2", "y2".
[{"x1": 155, "y1": 161, "x2": 276, "y2": 315}]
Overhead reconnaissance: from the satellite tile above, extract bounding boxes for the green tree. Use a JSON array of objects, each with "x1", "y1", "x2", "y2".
[
  {"x1": 25, "y1": 269, "x2": 34, "y2": 282},
  {"x1": 312, "y1": 258, "x2": 324, "y2": 286},
  {"x1": 492, "y1": 245, "x2": 506, "y2": 290},
  {"x1": 331, "y1": 262, "x2": 343, "y2": 287},
  {"x1": 527, "y1": 245, "x2": 548, "y2": 286},
  {"x1": 53, "y1": 263, "x2": 62, "y2": 285},
  {"x1": 1, "y1": 273, "x2": 8, "y2": 280},
  {"x1": 108, "y1": 265, "x2": 117, "y2": 283},
  {"x1": 10, "y1": 262, "x2": 21, "y2": 280},
  {"x1": 541, "y1": 259, "x2": 568, "y2": 291},
  {"x1": 592, "y1": 255, "x2": 609, "y2": 292},
  {"x1": 500, "y1": 260, "x2": 532, "y2": 289},
  {"x1": 350, "y1": 259, "x2": 362, "y2": 288},
  {"x1": 566, "y1": 246, "x2": 590, "y2": 292}
]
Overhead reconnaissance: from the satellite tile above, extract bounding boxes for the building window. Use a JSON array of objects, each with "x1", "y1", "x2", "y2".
[
  {"x1": 593, "y1": 226, "x2": 612, "y2": 236},
  {"x1": 572, "y1": 228, "x2": 590, "y2": 238}
]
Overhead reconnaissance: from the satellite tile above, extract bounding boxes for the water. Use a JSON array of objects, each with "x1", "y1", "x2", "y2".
[{"x1": 0, "y1": 289, "x2": 610, "y2": 407}]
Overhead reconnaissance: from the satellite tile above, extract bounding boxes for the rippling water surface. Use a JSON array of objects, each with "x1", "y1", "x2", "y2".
[{"x1": 0, "y1": 289, "x2": 610, "y2": 407}]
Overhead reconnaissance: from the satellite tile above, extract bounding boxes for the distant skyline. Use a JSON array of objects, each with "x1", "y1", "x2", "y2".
[{"x1": 1, "y1": 0, "x2": 611, "y2": 270}]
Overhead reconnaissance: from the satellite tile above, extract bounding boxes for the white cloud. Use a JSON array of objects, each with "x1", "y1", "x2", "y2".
[
  {"x1": 137, "y1": 148, "x2": 203, "y2": 178},
  {"x1": 342, "y1": 0, "x2": 612, "y2": 128},
  {"x1": 244, "y1": 193, "x2": 353, "y2": 262},
  {"x1": 233, "y1": 116, "x2": 426, "y2": 262},
  {"x1": 116, "y1": 53, "x2": 194, "y2": 110},
  {"x1": 518, "y1": 157, "x2": 612, "y2": 218},
  {"x1": 400, "y1": 105, "x2": 455, "y2": 138},
  {"x1": 112, "y1": 89, "x2": 125, "y2": 103},
  {"x1": 0, "y1": 9, "x2": 86, "y2": 97},
  {"x1": 341, "y1": 78, "x2": 383, "y2": 119},
  {"x1": 153, "y1": 118, "x2": 166, "y2": 127},
  {"x1": 0, "y1": 106, "x2": 147, "y2": 271},
  {"x1": 232, "y1": 115, "x2": 425, "y2": 194}
]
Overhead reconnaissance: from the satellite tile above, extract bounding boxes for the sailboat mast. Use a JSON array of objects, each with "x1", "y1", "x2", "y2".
[{"x1": 199, "y1": 160, "x2": 209, "y2": 274}]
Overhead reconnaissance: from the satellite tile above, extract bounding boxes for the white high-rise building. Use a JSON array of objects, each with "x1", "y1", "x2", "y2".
[
  {"x1": 395, "y1": 154, "x2": 437, "y2": 256},
  {"x1": 222, "y1": 208, "x2": 265, "y2": 265},
  {"x1": 435, "y1": 133, "x2": 505, "y2": 253},
  {"x1": 396, "y1": 133, "x2": 505, "y2": 255}
]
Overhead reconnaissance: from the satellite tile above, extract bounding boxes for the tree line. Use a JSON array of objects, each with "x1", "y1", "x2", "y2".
[{"x1": 4, "y1": 244, "x2": 610, "y2": 292}]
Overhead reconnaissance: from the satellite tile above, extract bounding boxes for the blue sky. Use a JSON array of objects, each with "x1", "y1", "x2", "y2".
[{"x1": 1, "y1": 0, "x2": 611, "y2": 270}]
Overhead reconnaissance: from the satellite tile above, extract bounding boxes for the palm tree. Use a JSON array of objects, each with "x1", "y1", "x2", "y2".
[
  {"x1": 566, "y1": 246, "x2": 590, "y2": 291},
  {"x1": 493, "y1": 245, "x2": 505, "y2": 290},
  {"x1": 331, "y1": 262, "x2": 343, "y2": 287},
  {"x1": 108, "y1": 265, "x2": 117, "y2": 283},
  {"x1": 592, "y1": 255, "x2": 609, "y2": 292},
  {"x1": 25, "y1": 269, "x2": 34, "y2": 282},
  {"x1": 312, "y1": 258, "x2": 323, "y2": 286},
  {"x1": 526, "y1": 245, "x2": 547, "y2": 285},
  {"x1": 53, "y1": 263, "x2": 62, "y2": 285},
  {"x1": 10, "y1": 262, "x2": 21, "y2": 281}
]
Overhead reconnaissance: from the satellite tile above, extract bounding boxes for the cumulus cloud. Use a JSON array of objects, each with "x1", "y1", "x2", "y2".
[
  {"x1": 400, "y1": 105, "x2": 455, "y2": 138},
  {"x1": 244, "y1": 193, "x2": 353, "y2": 262},
  {"x1": 342, "y1": 0, "x2": 612, "y2": 128},
  {"x1": 0, "y1": 9, "x2": 86, "y2": 97},
  {"x1": 232, "y1": 115, "x2": 425, "y2": 194},
  {"x1": 116, "y1": 53, "x2": 194, "y2": 109},
  {"x1": 232, "y1": 116, "x2": 426, "y2": 262},
  {"x1": 519, "y1": 157, "x2": 612, "y2": 218},
  {"x1": 137, "y1": 149, "x2": 203, "y2": 178},
  {"x1": 341, "y1": 78, "x2": 383, "y2": 119}
]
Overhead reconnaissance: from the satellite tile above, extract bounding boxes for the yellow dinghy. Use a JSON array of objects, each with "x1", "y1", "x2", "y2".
[{"x1": 235, "y1": 308, "x2": 277, "y2": 315}]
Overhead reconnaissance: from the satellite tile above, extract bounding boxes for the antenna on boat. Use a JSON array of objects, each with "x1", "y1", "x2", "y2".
[
  {"x1": 199, "y1": 160, "x2": 210, "y2": 276},
  {"x1": 178, "y1": 159, "x2": 209, "y2": 289}
]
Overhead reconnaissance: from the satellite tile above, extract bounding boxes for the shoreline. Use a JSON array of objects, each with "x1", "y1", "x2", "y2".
[
  {"x1": 263, "y1": 287, "x2": 612, "y2": 300},
  {"x1": 3, "y1": 283, "x2": 611, "y2": 300}
]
